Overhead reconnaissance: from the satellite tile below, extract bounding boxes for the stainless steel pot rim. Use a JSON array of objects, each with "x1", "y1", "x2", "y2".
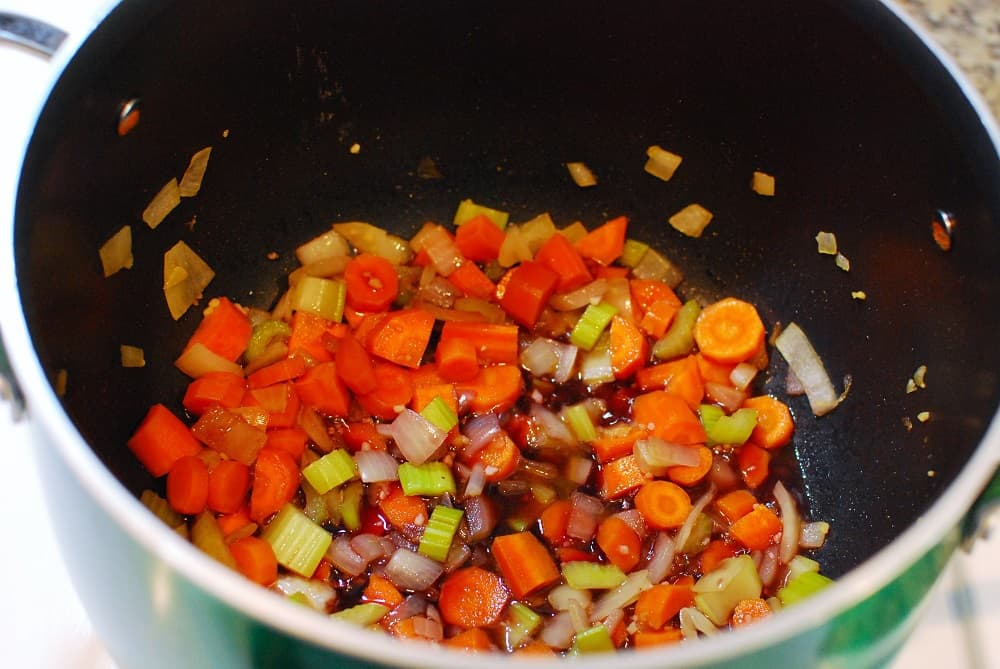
[{"x1": 2, "y1": 1, "x2": 999, "y2": 666}]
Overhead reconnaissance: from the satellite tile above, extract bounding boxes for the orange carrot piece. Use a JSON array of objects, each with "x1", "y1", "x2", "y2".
[
  {"x1": 491, "y1": 531, "x2": 561, "y2": 599},
  {"x1": 436, "y1": 335, "x2": 480, "y2": 381},
  {"x1": 378, "y1": 483, "x2": 428, "y2": 528},
  {"x1": 693, "y1": 297, "x2": 766, "y2": 364},
  {"x1": 700, "y1": 539, "x2": 739, "y2": 574},
  {"x1": 610, "y1": 315, "x2": 649, "y2": 380},
  {"x1": 463, "y1": 431, "x2": 520, "y2": 482},
  {"x1": 630, "y1": 278, "x2": 682, "y2": 314},
  {"x1": 440, "y1": 321, "x2": 520, "y2": 365},
  {"x1": 513, "y1": 640, "x2": 558, "y2": 656},
  {"x1": 736, "y1": 442, "x2": 771, "y2": 489},
  {"x1": 455, "y1": 214, "x2": 506, "y2": 262},
  {"x1": 207, "y1": 459, "x2": 251, "y2": 514},
  {"x1": 634, "y1": 582, "x2": 695, "y2": 630},
  {"x1": 596, "y1": 515, "x2": 642, "y2": 572},
  {"x1": 731, "y1": 598, "x2": 772, "y2": 627},
  {"x1": 555, "y1": 546, "x2": 599, "y2": 564},
  {"x1": 535, "y1": 231, "x2": 592, "y2": 292},
  {"x1": 265, "y1": 427, "x2": 310, "y2": 459},
  {"x1": 742, "y1": 395, "x2": 794, "y2": 450},
  {"x1": 334, "y1": 333, "x2": 378, "y2": 395},
  {"x1": 695, "y1": 352, "x2": 736, "y2": 386},
  {"x1": 183, "y1": 372, "x2": 247, "y2": 415},
  {"x1": 595, "y1": 266, "x2": 630, "y2": 280},
  {"x1": 498, "y1": 261, "x2": 560, "y2": 328},
  {"x1": 217, "y1": 508, "x2": 253, "y2": 536},
  {"x1": 344, "y1": 253, "x2": 399, "y2": 313},
  {"x1": 443, "y1": 628, "x2": 497, "y2": 652},
  {"x1": 249, "y1": 447, "x2": 301, "y2": 522},
  {"x1": 362, "y1": 573, "x2": 405, "y2": 608},
  {"x1": 183, "y1": 297, "x2": 252, "y2": 362},
  {"x1": 438, "y1": 566, "x2": 511, "y2": 628},
  {"x1": 254, "y1": 382, "x2": 300, "y2": 429},
  {"x1": 293, "y1": 361, "x2": 352, "y2": 417},
  {"x1": 574, "y1": 215, "x2": 628, "y2": 265},
  {"x1": 729, "y1": 504, "x2": 783, "y2": 551},
  {"x1": 631, "y1": 391, "x2": 706, "y2": 445},
  {"x1": 166, "y1": 455, "x2": 210, "y2": 515},
  {"x1": 287, "y1": 310, "x2": 343, "y2": 363},
  {"x1": 447, "y1": 261, "x2": 497, "y2": 301},
  {"x1": 633, "y1": 628, "x2": 684, "y2": 648},
  {"x1": 128, "y1": 404, "x2": 203, "y2": 477},
  {"x1": 634, "y1": 480, "x2": 692, "y2": 530},
  {"x1": 714, "y1": 489, "x2": 758, "y2": 524},
  {"x1": 591, "y1": 425, "x2": 648, "y2": 464},
  {"x1": 538, "y1": 499, "x2": 572, "y2": 546},
  {"x1": 598, "y1": 454, "x2": 648, "y2": 501},
  {"x1": 367, "y1": 308, "x2": 435, "y2": 369},
  {"x1": 634, "y1": 355, "x2": 704, "y2": 410},
  {"x1": 247, "y1": 356, "x2": 308, "y2": 389},
  {"x1": 340, "y1": 420, "x2": 389, "y2": 452},
  {"x1": 666, "y1": 445, "x2": 713, "y2": 487},
  {"x1": 458, "y1": 364, "x2": 524, "y2": 414},
  {"x1": 640, "y1": 299, "x2": 681, "y2": 338},
  {"x1": 409, "y1": 382, "x2": 459, "y2": 417},
  {"x1": 229, "y1": 536, "x2": 279, "y2": 586},
  {"x1": 358, "y1": 361, "x2": 414, "y2": 421}
]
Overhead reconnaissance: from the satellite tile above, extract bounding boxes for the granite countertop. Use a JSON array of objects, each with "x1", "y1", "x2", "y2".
[{"x1": 899, "y1": 0, "x2": 1000, "y2": 117}]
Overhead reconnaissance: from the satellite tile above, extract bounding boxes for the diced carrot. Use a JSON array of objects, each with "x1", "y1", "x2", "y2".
[
  {"x1": 350, "y1": 311, "x2": 387, "y2": 343},
  {"x1": 440, "y1": 321, "x2": 519, "y2": 365},
  {"x1": 455, "y1": 214, "x2": 506, "y2": 262},
  {"x1": 410, "y1": 383, "x2": 459, "y2": 416},
  {"x1": 207, "y1": 459, "x2": 251, "y2": 514},
  {"x1": 591, "y1": 425, "x2": 648, "y2": 464},
  {"x1": 736, "y1": 442, "x2": 771, "y2": 489},
  {"x1": 634, "y1": 354, "x2": 704, "y2": 409},
  {"x1": 378, "y1": 482, "x2": 427, "y2": 528},
  {"x1": 666, "y1": 445, "x2": 713, "y2": 487},
  {"x1": 630, "y1": 279, "x2": 682, "y2": 314},
  {"x1": 253, "y1": 383, "x2": 300, "y2": 429},
  {"x1": 249, "y1": 447, "x2": 301, "y2": 522},
  {"x1": 729, "y1": 504, "x2": 783, "y2": 551},
  {"x1": 357, "y1": 361, "x2": 414, "y2": 420},
  {"x1": 538, "y1": 499, "x2": 572, "y2": 546},
  {"x1": 344, "y1": 253, "x2": 399, "y2": 313},
  {"x1": 609, "y1": 315, "x2": 649, "y2": 380},
  {"x1": 340, "y1": 420, "x2": 388, "y2": 452},
  {"x1": 166, "y1": 455, "x2": 210, "y2": 515},
  {"x1": 183, "y1": 372, "x2": 247, "y2": 415},
  {"x1": 229, "y1": 536, "x2": 278, "y2": 586},
  {"x1": 634, "y1": 581, "x2": 695, "y2": 630},
  {"x1": 640, "y1": 299, "x2": 681, "y2": 338},
  {"x1": 535, "y1": 231, "x2": 592, "y2": 292},
  {"x1": 362, "y1": 573, "x2": 405, "y2": 608},
  {"x1": 634, "y1": 480, "x2": 692, "y2": 530},
  {"x1": 294, "y1": 361, "x2": 352, "y2": 417},
  {"x1": 631, "y1": 391, "x2": 706, "y2": 445},
  {"x1": 443, "y1": 628, "x2": 497, "y2": 652},
  {"x1": 447, "y1": 261, "x2": 497, "y2": 301},
  {"x1": 695, "y1": 352, "x2": 737, "y2": 386},
  {"x1": 458, "y1": 364, "x2": 524, "y2": 414},
  {"x1": 742, "y1": 395, "x2": 794, "y2": 450},
  {"x1": 598, "y1": 454, "x2": 648, "y2": 500},
  {"x1": 574, "y1": 215, "x2": 628, "y2": 265},
  {"x1": 714, "y1": 489, "x2": 758, "y2": 523},
  {"x1": 247, "y1": 356, "x2": 308, "y2": 389},
  {"x1": 312, "y1": 558, "x2": 333, "y2": 582},
  {"x1": 191, "y1": 407, "x2": 267, "y2": 466},
  {"x1": 596, "y1": 516, "x2": 642, "y2": 572},
  {"x1": 127, "y1": 404, "x2": 203, "y2": 477},
  {"x1": 265, "y1": 427, "x2": 310, "y2": 459},
  {"x1": 436, "y1": 335, "x2": 480, "y2": 381},
  {"x1": 595, "y1": 266, "x2": 630, "y2": 280},
  {"x1": 217, "y1": 508, "x2": 253, "y2": 536},
  {"x1": 693, "y1": 297, "x2": 766, "y2": 364},
  {"x1": 700, "y1": 539, "x2": 739, "y2": 574},
  {"x1": 334, "y1": 333, "x2": 378, "y2": 395},
  {"x1": 513, "y1": 640, "x2": 557, "y2": 656},
  {"x1": 498, "y1": 261, "x2": 560, "y2": 328},
  {"x1": 462, "y1": 431, "x2": 519, "y2": 482},
  {"x1": 183, "y1": 297, "x2": 252, "y2": 362},
  {"x1": 491, "y1": 531, "x2": 561, "y2": 599},
  {"x1": 438, "y1": 566, "x2": 511, "y2": 629},
  {"x1": 731, "y1": 598, "x2": 772, "y2": 627},
  {"x1": 287, "y1": 311, "x2": 343, "y2": 363},
  {"x1": 632, "y1": 628, "x2": 683, "y2": 648},
  {"x1": 367, "y1": 308, "x2": 435, "y2": 369},
  {"x1": 411, "y1": 363, "x2": 448, "y2": 388},
  {"x1": 555, "y1": 546, "x2": 599, "y2": 564}
]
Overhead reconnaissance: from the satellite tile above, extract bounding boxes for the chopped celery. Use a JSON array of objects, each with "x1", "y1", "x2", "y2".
[
  {"x1": 570, "y1": 624, "x2": 615, "y2": 654},
  {"x1": 453, "y1": 198, "x2": 509, "y2": 229},
  {"x1": 140, "y1": 489, "x2": 183, "y2": 529},
  {"x1": 562, "y1": 561, "x2": 627, "y2": 590},
  {"x1": 505, "y1": 601, "x2": 543, "y2": 651},
  {"x1": 698, "y1": 404, "x2": 725, "y2": 435},
  {"x1": 570, "y1": 302, "x2": 618, "y2": 351},
  {"x1": 562, "y1": 403, "x2": 598, "y2": 442},
  {"x1": 420, "y1": 396, "x2": 459, "y2": 432},
  {"x1": 418, "y1": 505, "x2": 465, "y2": 562},
  {"x1": 340, "y1": 481, "x2": 363, "y2": 532},
  {"x1": 332, "y1": 222, "x2": 413, "y2": 265},
  {"x1": 261, "y1": 504, "x2": 332, "y2": 577},
  {"x1": 301, "y1": 479, "x2": 331, "y2": 525},
  {"x1": 619, "y1": 238, "x2": 650, "y2": 268},
  {"x1": 191, "y1": 511, "x2": 237, "y2": 569},
  {"x1": 777, "y1": 570, "x2": 833, "y2": 606},
  {"x1": 786, "y1": 555, "x2": 821, "y2": 583},
  {"x1": 652, "y1": 299, "x2": 700, "y2": 359},
  {"x1": 398, "y1": 461, "x2": 456, "y2": 497},
  {"x1": 291, "y1": 276, "x2": 346, "y2": 322},
  {"x1": 520, "y1": 213, "x2": 557, "y2": 255},
  {"x1": 331, "y1": 602, "x2": 389, "y2": 626},
  {"x1": 302, "y1": 448, "x2": 357, "y2": 494},
  {"x1": 559, "y1": 221, "x2": 588, "y2": 243},
  {"x1": 504, "y1": 514, "x2": 534, "y2": 533},
  {"x1": 245, "y1": 320, "x2": 291, "y2": 362},
  {"x1": 701, "y1": 406, "x2": 758, "y2": 446},
  {"x1": 287, "y1": 592, "x2": 312, "y2": 607},
  {"x1": 693, "y1": 554, "x2": 763, "y2": 626}
]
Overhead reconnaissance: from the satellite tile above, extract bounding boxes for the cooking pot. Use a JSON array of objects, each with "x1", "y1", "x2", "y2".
[{"x1": 2, "y1": 0, "x2": 1000, "y2": 667}]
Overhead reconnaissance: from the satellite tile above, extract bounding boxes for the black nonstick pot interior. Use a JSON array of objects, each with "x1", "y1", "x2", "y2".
[{"x1": 14, "y1": 0, "x2": 1000, "y2": 580}]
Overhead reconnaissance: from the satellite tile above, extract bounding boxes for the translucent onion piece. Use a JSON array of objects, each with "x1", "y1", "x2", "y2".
[
  {"x1": 772, "y1": 481, "x2": 801, "y2": 564},
  {"x1": 566, "y1": 161, "x2": 598, "y2": 187},
  {"x1": 120, "y1": 344, "x2": 146, "y2": 368},
  {"x1": 273, "y1": 575, "x2": 337, "y2": 612},
  {"x1": 333, "y1": 221, "x2": 413, "y2": 265},
  {"x1": 774, "y1": 322, "x2": 840, "y2": 415},
  {"x1": 384, "y1": 548, "x2": 444, "y2": 591},
  {"x1": 644, "y1": 146, "x2": 683, "y2": 182},
  {"x1": 175, "y1": 342, "x2": 243, "y2": 378},
  {"x1": 295, "y1": 229, "x2": 350, "y2": 266},
  {"x1": 634, "y1": 437, "x2": 701, "y2": 476},
  {"x1": 613, "y1": 509, "x2": 647, "y2": 538},
  {"x1": 99, "y1": 225, "x2": 133, "y2": 277},
  {"x1": 520, "y1": 337, "x2": 560, "y2": 377},
  {"x1": 411, "y1": 615, "x2": 444, "y2": 641},
  {"x1": 602, "y1": 277, "x2": 635, "y2": 323},
  {"x1": 416, "y1": 276, "x2": 460, "y2": 309},
  {"x1": 757, "y1": 545, "x2": 781, "y2": 588},
  {"x1": 799, "y1": 521, "x2": 831, "y2": 549},
  {"x1": 380, "y1": 409, "x2": 447, "y2": 464},
  {"x1": 679, "y1": 606, "x2": 719, "y2": 639},
  {"x1": 462, "y1": 495, "x2": 498, "y2": 542},
  {"x1": 143, "y1": 178, "x2": 181, "y2": 229},
  {"x1": 461, "y1": 412, "x2": 502, "y2": 456},
  {"x1": 548, "y1": 584, "x2": 592, "y2": 612},
  {"x1": 590, "y1": 570, "x2": 653, "y2": 622},
  {"x1": 326, "y1": 535, "x2": 368, "y2": 577},
  {"x1": 631, "y1": 247, "x2": 684, "y2": 288},
  {"x1": 384, "y1": 595, "x2": 427, "y2": 625},
  {"x1": 672, "y1": 485, "x2": 717, "y2": 564},
  {"x1": 540, "y1": 611, "x2": 576, "y2": 650},
  {"x1": 354, "y1": 450, "x2": 400, "y2": 483},
  {"x1": 350, "y1": 533, "x2": 390, "y2": 563},
  {"x1": 730, "y1": 362, "x2": 759, "y2": 391},
  {"x1": 669, "y1": 203, "x2": 713, "y2": 238},
  {"x1": 442, "y1": 543, "x2": 472, "y2": 573},
  {"x1": 497, "y1": 225, "x2": 533, "y2": 268},
  {"x1": 709, "y1": 454, "x2": 741, "y2": 491},
  {"x1": 815, "y1": 231, "x2": 838, "y2": 255},
  {"x1": 178, "y1": 146, "x2": 212, "y2": 197},
  {"x1": 567, "y1": 492, "x2": 603, "y2": 541},
  {"x1": 299, "y1": 406, "x2": 336, "y2": 453},
  {"x1": 552, "y1": 341, "x2": 580, "y2": 384},
  {"x1": 463, "y1": 463, "x2": 487, "y2": 497},
  {"x1": 751, "y1": 171, "x2": 776, "y2": 197},
  {"x1": 704, "y1": 382, "x2": 747, "y2": 414},
  {"x1": 420, "y1": 226, "x2": 463, "y2": 277},
  {"x1": 550, "y1": 278, "x2": 608, "y2": 311},
  {"x1": 530, "y1": 403, "x2": 577, "y2": 447},
  {"x1": 646, "y1": 531, "x2": 677, "y2": 585},
  {"x1": 163, "y1": 240, "x2": 215, "y2": 320},
  {"x1": 564, "y1": 455, "x2": 594, "y2": 487}
]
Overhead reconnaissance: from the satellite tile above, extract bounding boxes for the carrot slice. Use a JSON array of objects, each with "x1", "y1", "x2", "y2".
[
  {"x1": 630, "y1": 278, "x2": 682, "y2": 314},
  {"x1": 229, "y1": 536, "x2": 278, "y2": 586},
  {"x1": 334, "y1": 333, "x2": 378, "y2": 395},
  {"x1": 631, "y1": 390, "x2": 706, "y2": 445},
  {"x1": 596, "y1": 516, "x2": 642, "y2": 572},
  {"x1": 640, "y1": 299, "x2": 681, "y2": 338},
  {"x1": 491, "y1": 531, "x2": 561, "y2": 599},
  {"x1": 344, "y1": 253, "x2": 399, "y2": 312},
  {"x1": 447, "y1": 261, "x2": 497, "y2": 301},
  {"x1": 287, "y1": 310, "x2": 343, "y2": 362},
  {"x1": 362, "y1": 573, "x2": 405, "y2": 608},
  {"x1": 183, "y1": 372, "x2": 247, "y2": 415},
  {"x1": 294, "y1": 361, "x2": 352, "y2": 417},
  {"x1": 166, "y1": 455, "x2": 210, "y2": 515},
  {"x1": 183, "y1": 297, "x2": 252, "y2": 361},
  {"x1": 591, "y1": 425, "x2": 648, "y2": 464},
  {"x1": 633, "y1": 628, "x2": 684, "y2": 648},
  {"x1": 736, "y1": 442, "x2": 771, "y2": 489},
  {"x1": 610, "y1": 315, "x2": 649, "y2": 380},
  {"x1": 458, "y1": 364, "x2": 524, "y2": 414},
  {"x1": 634, "y1": 355, "x2": 704, "y2": 409},
  {"x1": 443, "y1": 628, "x2": 497, "y2": 652},
  {"x1": 731, "y1": 598, "x2": 772, "y2": 627},
  {"x1": 265, "y1": 427, "x2": 310, "y2": 459},
  {"x1": 440, "y1": 321, "x2": 519, "y2": 365},
  {"x1": 378, "y1": 482, "x2": 427, "y2": 528},
  {"x1": 249, "y1": 447, "x2": 300, "y2": 522},
  {"x1": 498, "y1": 261, "x2": 560, "y2": 328},
  {"x1": 436, "y1": 335, "x2": 480, "y2": 381},
  {"x1": 455, "y1": 214, "x2": 506, "y2": 262},
  {"x1": 693, "y1": 297, "x2": 766, "y2": 364},
  {"x1": 247, "y1": 356, "x2": 308, "y2": 389},
  {"x1": 666, "y1": 445, "x2": 713, "y2": 487},
  {"x1": 535, "y1": 231, "x2": 592, "y2": 292},
  {"x1": 574, "y1": 215, "x2": 628, "y2": 265},
  {"x1": 357, "y1": 361, "x2": 414, "y2": 420},
  {"x1": 367, "y1": 308, "x2": 435, "y2": 369},
  {"x1": 742, "y1": 395, "x2": 794, "y2": 449},
  {"x1": 207, "y1": 459, "x2": 251, "y2": 514},
  {"x1": 439, "y1": 566, "x2": 511, "y2": 629},
  {"x1": 127, "y1": 403, "x2": 203, "y2": 477},
  {"x1": 634, "y1": 581, "x2": 694, "y2": 630},
  {"x1": 634, "y1": 480, "x2": 692, "y2": 530},
  {"x1": 462, "y1": 431, "x2": 519, "y2": 482},
  {"x1": 714, "y1": 489, "x2": 757, "y2": 523},
  {"x1": 538, "y1": 499, "x2": 572, "y2": 546},
  {"x1": 729, "y1": 504, "x2": 783, "y2": 551},
  {"x1": 700, "y1": 539, "x2": 739, "y2": 574},
  {"x1": 598, "y1": 454, "x2": 648, "y2": 500}
]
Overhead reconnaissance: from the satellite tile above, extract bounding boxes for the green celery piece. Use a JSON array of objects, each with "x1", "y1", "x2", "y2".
[
  {"x1": 777, "y1": 570, "x2": 834, "y2": 606},
  {"x1": 570, "y1": 302, "x2": 618, "y2": 351},
  {"x1": 703, "y1": 407, "x2": 759, "y2": 446},
  {"x1": 417, "y1": 505, "x2": 464, "y2": 562},
  {"x1": 261, "y1": 504, "x2": 333, "y2": 577},
  {"x1": 191, "y1": 511, "x2": 237, "y2": 569},
  {"x1": 570, "y1": 625, "x2": 615, "y2": 654},
  {"x1": 245, "y1": 319, "x2": 291, "y2": 362},
  {"x1": 562, "y1": 561, "x2": 628, "y2": 590},
  {"x1": 340, "y1": 481, "x2": 363, "y2": 531},
  {"x1": 505, "y1": 602, "x2": 543, "y2": 651},
  {"x1": 693, "y1": 554, "x2": 763, "y2": 626},
  {"x1": 562, "y1": 403, "x2": 598, "y2": 442},
  {"x1": 786, "y1": 555, "x2": 821, "y2": 583},
  {"x1": 140, "y1": 489, "x2": 184, "y2": 529},
  {"x1": 652, "y1": 299, "x2": 701, "y2": 360},
  {"x1": 331, "y1": 602, "x2": 389, "y2": 626},
  {"x1": 453, "y1": 198, "x2": 509, "y2": 229},
  {"x1": 398, "y1": 461, "x2": 456, "y2": 497},
  {"x1": 302, "y1": 448, "x2": 357, "y2": 494},
  {"x1": 332, "y1": 222, "x2": 413, "y2": 265},
  {"x1": 292, "y1": 276, "x2": 346, "y2": 322},
  {"x1": 698, "y1": 404, "x2": 725, "y2": 436},
  {"x1": 287, "y1": 592, "x2": 312, "y2": 607},
  {"x1": 301, "y1": 479, "x2": 331, "y2": 525},
  {"x1": 619, "y1": 239, "x2": 650, "y2": 268},
  {"x1": 505, "y1": 515, "x2": 533, "y2": 533},
  {"x1": 420, "y1": 396, "x2": 459, "y2": 432},
  {"x1": 679, "y1": 513, "x2": 713, "y2": 554}
]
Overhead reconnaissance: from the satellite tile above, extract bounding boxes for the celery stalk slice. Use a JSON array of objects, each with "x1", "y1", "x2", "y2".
[
  {"x1": 652, "y1": 299, "x2": 700, "y2": 360},
  {"x1": 261, "y1": 504, "x2": 333, "y2": 577},
  {"x1": 302, "y1": 448, "x2": 358, "y2": 494},
  {"x1": 570, "y1": 302, "x2": 618, "y2": 351},
  {"x1": 398, "y1": 461, "x2": 456, "y2": 497},
  {"x1": 417, "y1": 505, "x2": 464, "y2": 562}
]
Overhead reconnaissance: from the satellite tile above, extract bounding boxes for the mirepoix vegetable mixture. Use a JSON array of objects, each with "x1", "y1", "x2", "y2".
[{"x1": 129, "y1": 201, "x2": 834, "y2": 655}]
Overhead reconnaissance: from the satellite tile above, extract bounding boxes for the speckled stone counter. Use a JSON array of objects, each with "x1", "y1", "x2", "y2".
[{"x1": 899, "y1": 0, "x2": 1000, "y2": 118}]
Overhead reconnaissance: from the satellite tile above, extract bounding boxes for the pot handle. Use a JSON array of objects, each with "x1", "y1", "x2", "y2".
[{"x1": 0, "y1": 12, "x2": 66, "y2": 56}]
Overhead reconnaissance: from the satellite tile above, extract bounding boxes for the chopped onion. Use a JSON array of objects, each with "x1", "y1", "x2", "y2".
[
  {"x1": 644, "y1": 145, "x2": 683, "y2": 182},
  {"x1": 412, "y1": 224, "x2": 463, "y2": 277},
  {"x1": 464, "y1": 463, "x2": 487, "y2": 497},
  {"x1": 550, "y1": 278, "x2": 607, "y2": 311},
  {"x1": 602, "y1": 277, "x2": 635, "y2": 323},
  {"x1": 785, "y1": 368, "x2": 805, "y2": 396},
  {"x1": 411, "y1": 615, "x2": 444, "y2": 641},
  {"x1": 704, "y1": 382, "x2": 747, "y2": 414},
  {"x1": 463, "y1": 495, "x2": 499, "y2": 542},
  {"x1": 775, "y1": 322, "x2": 840, "y2": 415},
  {"x1": 567, "y1": 492, "x2": 603, "y2": 541},
  {"x1": 679, "y1": 606, "x2": 719, "y2": 639},
  {"x1": 566, "y1": 161, "x2": 598, "y2": 187},
  {"x1": 326, "y1": 535, "x2": 368, "y2": 577},
  {"x1": 120, "y1": 344, "x2": 146, "y2": 368},
  {"x1": 613, "y1": 509, "x2": 647, "y2": 538},
  {"x1": 384, "y1": 548, "x2": 444, "y2": 591},
  {"x1": 548, "y1": 584, "x2": 592, "y2": 612},
  {"x1": 442, "y1": 542, "x2": 472, "y2": 573},
  {"x1": 178, "y1": 146, "x2": 212, "y2": 197},
  {"x1": 274, "y1": 575, "x2": 337, "y2": 612},
  {"x1": 756, "y1": 545, "x2": 781, "y2": 588},
  {"x1": 602, "y1": 608, "x2": 625, "y2": 634},
  {"x1": 634, "y1": 437, "x2": 701, "y2": 476},
  {"x1": 333, "y1": 221, "x2": 413, "y2": 265},
  {"x1": 377, "y1": 409, "x2": 447, "y2": 464},
  {"x1": 295, "y1": 229, "x2": 350, "y2": 266},
  {"x1": 730, "y1": 362, "x2": 759, "y2": 391},
  {"x1": 799, "y1": 521, "x2": 830, "y2": 549},
  {"x1": 552, "y1": 341, "x2": 580, "y2": 384},
  {"x1": 672, "y1": 485, "x2": 717, "y2": 563},
  {"x1": 772, "y1": 481, "x2": 801, "y2": 564},
  {"x1": 99, "y1": 225, "x2": 133, "y2": 277},
  {"x1": 590, "y1": 570, "x2": 653, "y2": 622},
  {"x1": 631, "y1": 247, "x2": 684, "y2": 288},
  {"x1": 175, "y1": 342, "x2": 243, "y2": 378},
  {"x1": 709, "y1": 454, "x2": 741, "y2": 491},
  {"x1": 454, "y1": 297, "x2": 507, "y2": 323},
  {"x1": 669, "y1": 203, "x2": 714, "y2": 238},
  {"x1": 520, "y1": 337, "x2": 560, "y2": 377},
  {"x1": 461, "y1": 413, "x2": 502, "y2": 457},
  {"x1": 646, "y1": 532, "x2": 677, "y2": 585},
  {"x1": 815, "y1": 231, "x2": 838, "y2": 255},
  {"x1": 143, "y1": 178, "x2": 181, "y2": 229},
  {"x1": 530, "y1": 403, "x2": 577, "y2": 447},
  {"x1": 354, "y1": 450, "x2": 400, "y2": 483},
  {"x1": 540, "y1": 611, "x2": 576, "y2": 650},
  {"x1": 579, "y1": 346, "x2": 615, "y2": 387},
  {"x1": 351, "y1": 533, "x2": 391, "y2": 563},
  {"x1": 163, "y1": 240, "x2": 215, "y2": 320},
  {"x1": 384, "y1": 595, "x2": 427, "y2": 625},
  {"x1": 564, "y1": 455, "x2": 593, "y2": 487},
  {"x1": 416, "y1": 276, "x2": 460, "y2": 309}
]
